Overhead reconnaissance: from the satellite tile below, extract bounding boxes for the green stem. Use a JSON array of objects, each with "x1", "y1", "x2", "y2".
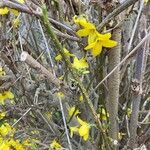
[{"x1": 41, "y1": 5, "x2": 112, "y2": 149}]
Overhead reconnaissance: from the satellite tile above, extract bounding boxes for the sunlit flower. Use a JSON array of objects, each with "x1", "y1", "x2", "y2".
[
  {"x1": 22, "y1": 139, "x2": 32, "y2": 147},
  {"x1": 55, "y1": 48, "x2": 75, "y2": 61},
  {"x1": 0, "y1": 140, "x2": 10, "y2": 150},
  {"x1": 72, "y1": 57, "x2": 89, "y2": 70},
  {"x1": 56, "y1": 92, "x2": 65, "y2": 98},
  {"x1": 0, "y1": 7, "x2": 9, "y2": 15},
  {"x1": 0, "y1": 0, "x2": 24, "y2": 15},
  {"x1": 50, "y1": 140, "x2": 64, "y2": 150},
  {"x1": 0, "y1": 112, "x2": 6, "y2": 120},
  {"x1": 12, "y1": 18, "x2": 21, "y2": 28},
  {"x1": 70, "y1": 126, "x2": 79, "y2": 138},
  {"x1": 68, "y1": 106, "x2": 80, "y2": 117},
  {"x1": 79, "y1": 95, "x2": 83, "y2": 102},
  {"x1": 127, "y1": 108, "x2": 132, "y2": 117},
  {"x1": 9, "y1": 139, "x2": 25, "y2": 150},
  {"x1": 9, "y1": 9, "x2": 20, "y2": 16},
  {"x1": 0, "y1": 68, "x2": 6, "y2": 76},
  {"x1": 77, "y1": 117, "x2": 91, "y2": 141},
  {"x1": 73, "y1": 15, "x2": 98, "y2": 44},
  {"x1": 118, "y1": 132, "x2": 126, "y2": 140},
  {"x1": 0, "y1": 91, "x2": 14, "y2": 105},
  {"x1": 85, "y1": 33, "x2": 117, "y2": 57},
  {"x1": 0, "y1": 123, "x2": 14, "y2": 137},
  {"x1": 98, "y1": 107, "x2": 109, "y2": 121}
]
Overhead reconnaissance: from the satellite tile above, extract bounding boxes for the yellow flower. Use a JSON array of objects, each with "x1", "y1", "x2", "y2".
[
  {"x1": 55, "y1": 48, "x2": 75, "y2": 61},
  {"x1": 118, "y1": 132, "x2": 126, "y2": 140},
  {"x1": 56, "y1": 92, "x2": 64, "y2": 98},
  {"x1": 0, "y1": 7, "x2": 9, "y2": 15},
  {"x1": 85, "y1": 33, "x2": 117, "y2": 57},
  {"x1": 68, "y1": 106, "x2": 80, "y2": 117},
  {"x1": 0, "y1": 123, "x2": 14, "y2": 137},
  {"x1": 50, "y1": 140, "x2": 63, "y2": 150},
  {"x1": 77, "y1": 117, "x2": 90, "y2": 141},
  {"x1": 0, "y1": 91, "x2": 14, "y2": 104},
  {"x1": 70, "y1": 126, "x2": 79, "y2": 138},
  {"x1": 16, "y1": 0, "x2": 25, "y2": 4},
  {"x1": 79, "y1": 94, "x2": 84, "y2": 102},
  {"x1": 0, "y1": 68, "x2": 6, "y2": 76},
  {"x1": 9, "y1": 139, "x2": 25, "y2": 150},
  {"x1": 0, "y1": 112, "x2": 6, "y2": 120},
  {"x1": 12, "y1": 18, "x2": 21, "y2": 28},
  {"x1": 58, "y1": 75, "x2": 64, "y2": 80},
  {"x1": 22, "y1": 139, "x2": 32, "y2": 147},
  {"x1": 73, "y1": 15, "x2": 98, "y2": 44},
  {"x1": 72, "y1": 57, "x2": 89, "y2": 70},
  {"x1": 0, "y1": 141, "x2": 10, "y2": 150},
  {"x1": 3, "y1": 91, "x2": 14, "y2": 99},
  {"x1": 0, "y1": 0, "x2": 24, "y2": 16},
  {"x1": 98, "y1": 107, "x2": 109, "y2": 121},
  {"x1": 9, "y1": 9, "x2": 19, "y2": 16},
  {"x1": 127, "y1": 108, "x2": 132, "y2": 117},
  {"x1": 144, "y1": 0, "x2": 149, "y2": 3},
  {"x1": 73, "y1": 15, "x2": 87, "y2": 25}
]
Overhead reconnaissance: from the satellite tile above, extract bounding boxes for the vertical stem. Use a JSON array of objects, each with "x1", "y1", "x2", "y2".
[
  {"x1": 128, "y1": 45, "x2": 146, "y2": 148},
  {"x1": 41, "y1": 6, "x2": 113, "y2": 149},
  {"x1": 107, "y1": 26, "x2": 121, "y2": 146},
  {"x1": 59, "y1": 98, "x2": 72, "y2": 150}
]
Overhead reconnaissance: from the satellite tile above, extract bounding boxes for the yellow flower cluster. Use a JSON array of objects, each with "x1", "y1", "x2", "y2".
[
  {"x1": 0, "y1": 91, "x2": 14, "y2": 105},
  {"x1": 55, "y1": 48, "x2": 89, "y2": 71},
  {"x1": 50, "y1": 139, "x2": 64, "y2": 150},
  {"x1": 68, "y1": 106, "x2": 80, "y2": 117},
  {"x1": 98, "y1": 107, "x2": 109, "y2": 121},
  {"x1": 0, "y1": 112, "x2": 6, "y2": 120},
  {"x1": 0, "y1": 0, "x2": 24, "y2": 15},
  {"x1": 68, "y1": 106, "x2": 91, "y2": 141},
  {"x1": 73, "y1": 15, "x2": 117, "y2": 57},
  {"x1": 0, "y1": 68, "x2": 14, "y2": 105},
  {"x1": 70, "y1": 117, "x2": 91, "y2": 141},
  {"x1": 0, "y1": 68, "x2": 28, "y2": 149},
  {"x1": 0, "y1": 123, "x2": 25, "y2": 150},
  {"x1": 0, "y1": 123, "x2": 36, "y2": 150}
]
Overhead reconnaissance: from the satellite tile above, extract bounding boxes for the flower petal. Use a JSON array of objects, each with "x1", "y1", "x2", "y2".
[
  {"x1": 82, "y1": 22, "x2": 95, "y2": 29},
  {"x1": 102, "y1": 40, "x2": 117, "y2": 48},
  {"x1": 83, "y1": 133, "x2": 89, "y2": 141},
  {"x1": 88, "y1": 31, "x2": 97, "y2": 44},
  {"x1": 84, "y1": 42, "x2": 96, "y2": 50},
  {"x1": 73, "y1": 15, "x2": 87, "y2": 25},
  {"x1": 0, "y1": 7, "x2": 9, "y2": 15},
  {"x1": 79, "y1": 125, "x2": 87, "y2": 136},
  {"x1": 77, "y1": 117, "x2": 86, "y2": 126},
  {"x1": 98, "y1": 33, "x2": 111, "y2": 40},
  {"x1": 68, "y1": 106, "x2": 80, "y2": 117},
  {"x1": 55, "y1": 54, "x2": 62, "y2": 61},
  {"x1": 72, "y1": 57, "x2": 88, "y2": 70},
  {"x1": 92, "y1": 42, "x2": 102, "y2": 57},
  {"x1": 70, "y1": 126, "x2": 79, "y2": 138},
  {"x1": 76, "y1": 29, "x2": 91, "y2": 37}
]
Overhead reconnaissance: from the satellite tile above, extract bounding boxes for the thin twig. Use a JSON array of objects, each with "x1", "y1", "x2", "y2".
[
  {"x1": 97, "y1": 0, "x2": 138, "y2": 31},
  {"x1": 59, "y1": 97, "x2": 73, "y2": 150},
  {"x1": 12, "y1": 107, "x2": 31, "y2": 127},
  {"x1": 127, "y1": 0, "x2": 144, "y2": 52},
  {"x1": 38, "y1": 20, "x2": 56, "y2": 77}
]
